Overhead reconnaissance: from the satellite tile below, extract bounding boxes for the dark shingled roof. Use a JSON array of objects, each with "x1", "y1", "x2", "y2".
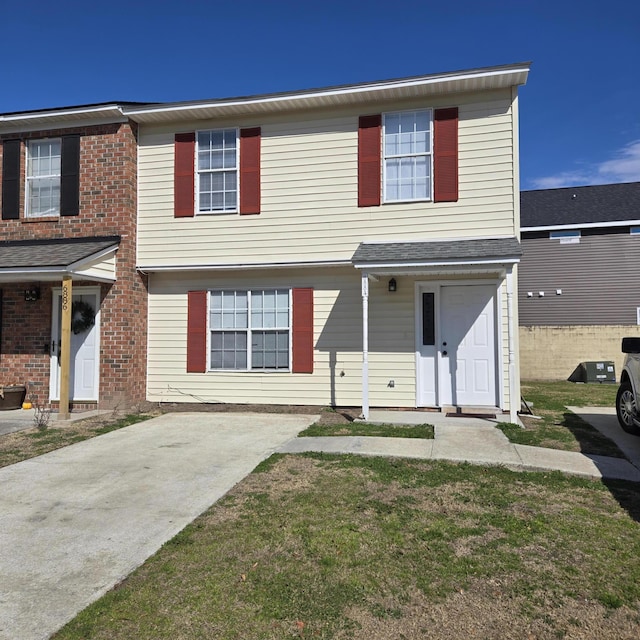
[
  {"x1": 352, "y1": 237, "x2": 521, "y2": 264},
  {"x1": 521, "y1": 182, "x2": 640, "y2": 228},
  {"x1": 0, "y1": 236, "x2": 120, "y2": 269}
]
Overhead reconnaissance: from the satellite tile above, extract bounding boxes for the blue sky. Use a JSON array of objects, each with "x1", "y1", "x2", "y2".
[{"x1": 1, "y1": 0, "x2": 639, "y2": 189}]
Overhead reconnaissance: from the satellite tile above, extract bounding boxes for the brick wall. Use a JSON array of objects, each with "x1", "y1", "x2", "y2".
[{"x1": 0, "y1": 122, "x2": 148, "y2": 409}]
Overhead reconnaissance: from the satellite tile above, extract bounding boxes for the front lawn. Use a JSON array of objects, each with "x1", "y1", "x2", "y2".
[{"x1": 55, "y1": 454, "x2": 640, "y2": 640}]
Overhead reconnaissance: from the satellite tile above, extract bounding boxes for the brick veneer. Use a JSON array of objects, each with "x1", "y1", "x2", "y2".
[{"x1": 0, "y1": 122, "x2": 147, "y2": 410}]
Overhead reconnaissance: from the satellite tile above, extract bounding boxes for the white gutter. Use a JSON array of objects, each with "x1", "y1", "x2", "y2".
[
  {"x1": 0, "y1": 105, "x2": 125, "y2": 124},
  {"x1": 353, "y1": 257, "x2": 521, "y2": 270},
  {"x1": 123, "y1": 65, "x2": 529, "y2": 118},
  {"x1": 137, "y1": 259, "x2": 352, "y2": 272},
  {"x1": 523, "y1": 220, "x2": 640, "y2": 232}
]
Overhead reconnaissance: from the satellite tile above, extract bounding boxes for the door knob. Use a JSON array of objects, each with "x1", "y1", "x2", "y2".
[{"x1": 442, "y1": 350, "x2": 448, "y2": 356}]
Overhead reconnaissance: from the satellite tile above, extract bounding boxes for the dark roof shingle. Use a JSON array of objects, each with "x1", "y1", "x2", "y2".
[
  {"x1": 521, "y1": 182, "x2": 640, "y2": 228},
  {"x1": 0, "y1": 236, "x2": 120, "y2": 269},
  {"x1": 352, "y1": 237, "x2": 521, "y2": 264}
]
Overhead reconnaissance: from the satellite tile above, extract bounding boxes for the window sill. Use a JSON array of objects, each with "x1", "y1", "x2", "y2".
[
  {"x1": 21, "y1": 215, "x2": 60, "y2": 223},
  {"x1": 196, "y1": 210, "x2": 238, "y2": 216},
  {"x1": 207, "y1": 369, "x2": 291, "y2": 374},
  {"x1": 383, "y1": 198, "x2": 433, "y2": 205}
]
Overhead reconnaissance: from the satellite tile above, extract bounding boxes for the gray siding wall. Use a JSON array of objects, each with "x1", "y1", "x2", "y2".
[{"x1": 519, "y1": 230, "x2": 640, "y2": 325}]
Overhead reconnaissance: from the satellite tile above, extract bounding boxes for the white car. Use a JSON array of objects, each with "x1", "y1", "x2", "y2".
[{"x1": 617, "y1": 337, "x2": 640, "y2": 435}]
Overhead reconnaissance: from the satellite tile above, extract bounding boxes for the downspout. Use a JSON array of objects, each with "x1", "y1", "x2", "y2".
[
  {"x1": 361, "y1": 272, "x2": 369, "y2": 420},
  {"x1": 506, "y1": 268, "x2": 518, "y2": 424}
]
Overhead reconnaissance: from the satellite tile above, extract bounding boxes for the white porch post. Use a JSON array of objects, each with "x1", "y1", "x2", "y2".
[
  {"x1": 506, "y1": 268, "x2": 518, "y2": 424},
  {"x1": 361, "y1": 271, "x2": 369, "y2": 420}
]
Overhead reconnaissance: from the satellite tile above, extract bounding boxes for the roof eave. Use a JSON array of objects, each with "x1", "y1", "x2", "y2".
[
  {"x1": 123, "y1": 63, "x2": 530, "y2": 124},
  {"x1": 0, "y1": 105, "x2": 128, "y2": 134}
]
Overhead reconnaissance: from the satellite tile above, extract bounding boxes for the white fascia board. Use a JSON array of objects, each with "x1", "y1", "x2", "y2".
[
  {"x1": 523, "y1": 220, "x2": 640, "y2": 232},
  {"x1": 123, "y1": 65, "x2": 530, "y2": 119},
  {"x1": 136, "y1": 259, "x2": 353, "y2": 272},
  {"x1": 0, "y1": 107, "x2": 127, "y2": 133},
  {"x1": 0, "y1": 266, "x2": 115, "y2": 284},
  {"x1": 353, "y1": 257, "x2": 521, "y2": 270}
]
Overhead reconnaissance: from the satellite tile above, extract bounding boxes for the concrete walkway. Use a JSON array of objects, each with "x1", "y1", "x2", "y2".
[
  {"x1": 0, "y1": 412, "x2": 317, "y2": 640},
  {"x1": 280, "y1": 408, "x2": 640, "y2": 483}
]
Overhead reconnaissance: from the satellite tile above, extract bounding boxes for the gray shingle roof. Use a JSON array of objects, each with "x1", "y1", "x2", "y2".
[
  {"x1": 352, "y1": 237, "x2": 521, "y2": 264},
  {"x1": 521, "y1": 182, "x2": 640, "y2": 228},
  {"x1": 0, "y1": 236, "x2": 120, "y2": 269}
]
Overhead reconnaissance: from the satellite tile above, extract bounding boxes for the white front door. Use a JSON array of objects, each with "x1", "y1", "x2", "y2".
[
  {"x1": 50, "y1": 288, "x2": 100, "y2": 402},
  {"x1": 417, "y1": 283, "x2": 497, "y2": 408},
  {"x1": 439, "y1": 284, "x2": 496, "y2": 407}
]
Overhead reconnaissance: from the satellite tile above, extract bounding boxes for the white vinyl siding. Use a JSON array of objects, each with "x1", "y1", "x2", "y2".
[
  {"x1": 146, "y1": 267, "x2": 514, "y2": 412},
  {"x1": 26, "y1": 139, "x2": 61, "y2": 217},
  {"x1": 137, "y1": 89, "x2": 517, "y2": 267}
]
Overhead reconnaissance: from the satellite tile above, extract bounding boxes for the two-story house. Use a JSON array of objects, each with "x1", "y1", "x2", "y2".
[
  {"x1": 129, "y1": 63, "x2": 529, "y2": 421},
  {"x1": 0, "y1": 105, "x2": 148, "y2": 415}
]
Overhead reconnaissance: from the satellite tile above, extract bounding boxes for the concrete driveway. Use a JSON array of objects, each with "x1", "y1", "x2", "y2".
[
  {"x1": 0, "y1": 412, "x2": 317, "y2": 640},
  {"x1": 568, "y1": 406, "x2": 640, "y2": 469}
]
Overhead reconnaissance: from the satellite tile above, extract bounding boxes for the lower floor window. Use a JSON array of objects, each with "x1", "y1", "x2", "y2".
[{"x1": 209, "y1": 289, "x2": 290, "y2": 370}]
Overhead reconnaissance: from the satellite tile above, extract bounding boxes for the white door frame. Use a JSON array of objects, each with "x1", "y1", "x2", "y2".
[
  {"x1": 415, "y1": 278, "x2": 503, "y2": 409},
  {"x1": 50, "y1": 286, "x2": 101, "y2": 402}
]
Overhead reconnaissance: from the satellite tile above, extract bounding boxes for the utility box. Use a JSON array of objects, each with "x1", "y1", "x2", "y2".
[{"x1": 568, "y1": 361, "x2": 616, "y2": 384}]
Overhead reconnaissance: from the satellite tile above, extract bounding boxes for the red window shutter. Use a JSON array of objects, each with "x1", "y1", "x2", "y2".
[
  {"x1": 240, "y1": 127, "x2": 261, "y2": 215},
  {"x1": 292, "y1": 288, "x2": 314, "y2": 374},
  {"x1": 358, "y1": 115, "x2": 381, "y2": 207},
  {"x1": 434, "y1": 108, "x2": 458, "y2": 203},
  {"x1": 175, "y1": 132, "x2": 195, "y2": 217},
  {"x1": 187, "y1": 291, "x2": 207, "y2": 373}
]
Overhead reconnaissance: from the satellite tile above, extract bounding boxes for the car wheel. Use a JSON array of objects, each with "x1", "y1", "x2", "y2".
[{"x1": 616, "y1": 380, "x2": 640, "y2": 435}]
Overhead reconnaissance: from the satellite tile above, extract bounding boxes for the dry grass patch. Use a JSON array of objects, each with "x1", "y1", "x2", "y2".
[
  {"x1": 54, "y1": 454, "x2": 640, "y2": 640},
  {"x1": 0, "y1": 412, "x2": 156, "y2": 468}
]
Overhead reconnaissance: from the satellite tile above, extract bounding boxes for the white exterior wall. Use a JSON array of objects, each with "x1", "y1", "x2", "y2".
[
  {"x1": 137, "y1": 89, "x2": 517, "y2": 268},
  {"x1": 147, "y1": 268, "x2": 512, "y2": 410}
]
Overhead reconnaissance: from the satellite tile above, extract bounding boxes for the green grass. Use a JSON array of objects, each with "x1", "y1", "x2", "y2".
[
  {"x1": 299, "y1": 421, "x2": 434, "y2": 438},
  {"x1": 497, "y1": 381, "x2": 624, "y2": 457},
  {"x1": 54, "y1": 454, "x2": 640, "y2": 640}
]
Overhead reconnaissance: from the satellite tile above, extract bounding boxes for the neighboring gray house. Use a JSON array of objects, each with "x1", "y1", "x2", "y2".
[{"x1": 519, "y1": 182, "x2": 640, "y2": 380}]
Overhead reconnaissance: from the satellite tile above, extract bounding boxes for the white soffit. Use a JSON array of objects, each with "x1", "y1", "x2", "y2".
[
  {"x1": 123, "y1": 63, "x2": 530, "y2": 124},
  {"x1": 0, "y1": 105, "x2": 127, "y2": 134}
]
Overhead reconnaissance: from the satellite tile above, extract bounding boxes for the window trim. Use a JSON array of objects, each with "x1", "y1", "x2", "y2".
[
  {"x1": 25, "y1": 137, "x2": 62, "y2": 218},
  {"x1": 207, "y1": 288, "x2": 292, "y2": 372},
  {"x1": 382, "y1": 108, "x2": 433, "y2": 204},
  {"x1": 196, "y1": 127, "x2": 239, "y2": 215}
]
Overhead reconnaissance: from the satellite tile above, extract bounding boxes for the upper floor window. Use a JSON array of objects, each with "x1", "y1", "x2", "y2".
[
  {"x1": 197, "y1": 129, "x2": 238, "y2": 213},
  {"x1": 383, "y1": 109, "x2": 432, "y2": 203},
  {"x1": 550, "y1": 230, "x2": 580, "y2": 244},
  {"x1": 26, "y1": 139, "x2": 61, "y2": 217},
  {"x1": 631, "y1": 226, "x2": 640, "y2": 235}
]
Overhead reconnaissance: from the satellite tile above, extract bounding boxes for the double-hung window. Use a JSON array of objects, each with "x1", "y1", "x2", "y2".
[
  {"x1": 197, "y1": 129, "x2": 238, "y2": 213},
  {"x1": 209, "y1": 289, "x2": 290, "y2": 370},
  {"x1": 26, "y1": 139, "x2": 61, "y2": 217},
  {"x1": 383, "y1": 109, "x2": 432, "y2": 202}
]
